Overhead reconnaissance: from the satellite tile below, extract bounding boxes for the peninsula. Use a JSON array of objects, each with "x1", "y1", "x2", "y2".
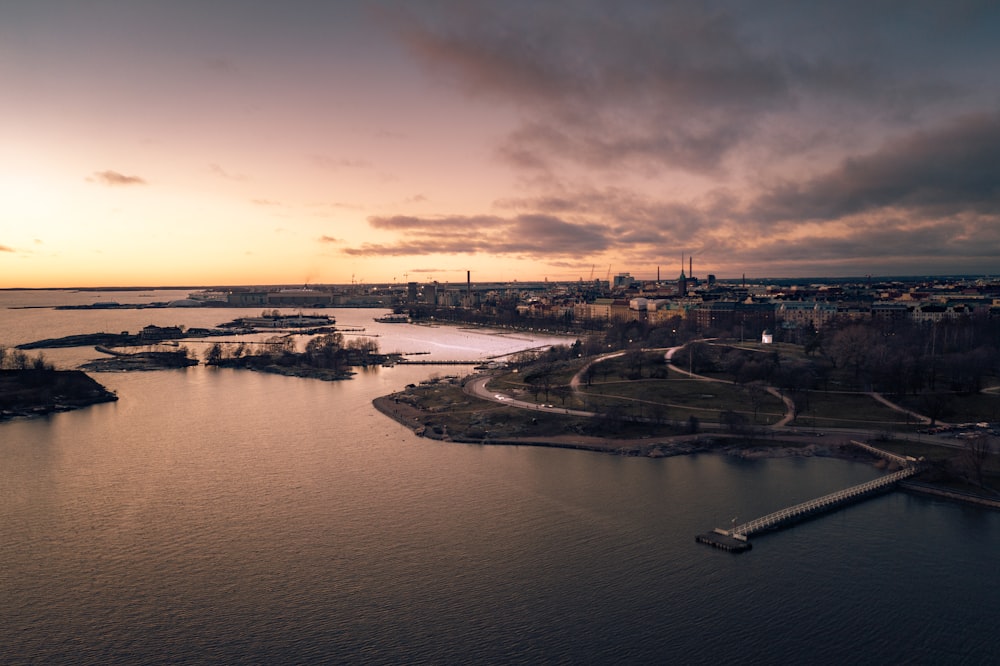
[{"x1": 373, "y1": 335, "x2": 1000, "y2": 509}]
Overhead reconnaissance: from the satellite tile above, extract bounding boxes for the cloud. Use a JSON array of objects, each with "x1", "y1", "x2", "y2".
[
  {"x1": 204, "y1": 56, "x2": 238, "y2": 74},
  {"x1": 318, "y1": 235, "x2": 341, "y2": 243},
  {"x1": 0, "y1": 244, "x2": 14, "y2": 252},
  {"x1": 311, "y1": 154, "x2": 372, "y2": 170},
  {"x1": 344, "y1": 213, "x2": 612, "y2": 258},
  {"x1": 749, "y1": 112, "x2": 1000, "y2": 223},
  {"x1": 252, "y1": 198, "x2": 282, "y2": 206},
  {"x1": 398, "y1": 2, "x2": 788, "y2": 173},
  {"x1": 90, "y1": 170, "x2": 147, "y2": 186},
  {"x1": 326, "y1": 1, "x2": 1000, "y2": 277},
  {"x1": 704, "y1": 212, "x2": 1000, "y2": 276},
  {"x1": 210, "y1": 163, "x2": 248, "y2": 181},
  {"x1": 392, "y1": 0, "x2": 997, "y2": 180}
]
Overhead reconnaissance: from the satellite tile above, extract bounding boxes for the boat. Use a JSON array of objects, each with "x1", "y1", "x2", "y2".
[{"x1": 374, "y1": 313, "x2": 410, "y2": 324}]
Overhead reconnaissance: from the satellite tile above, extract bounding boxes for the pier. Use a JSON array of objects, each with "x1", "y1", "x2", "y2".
[
  {"x1": 396, "y1": 359, "x2": 483, "y2": 365},
  {"x1": 698, "y1": 441, "x2": 921, "y2": 552}
]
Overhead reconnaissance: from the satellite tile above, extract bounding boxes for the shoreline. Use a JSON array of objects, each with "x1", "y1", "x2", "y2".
[
  {"x1": 373, "y1": 391, "x2": 1000, "y2": 511},
  {"x1": 1, "y1": 369, "x2": 118, "y2": 422},
  {"x1": 372, "y1": 394, "x2": 868, "y2": 460}
]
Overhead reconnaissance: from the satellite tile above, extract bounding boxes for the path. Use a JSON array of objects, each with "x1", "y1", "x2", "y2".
[{"x1": 471, "y1": 340, "x2": 943, "y2": 435}]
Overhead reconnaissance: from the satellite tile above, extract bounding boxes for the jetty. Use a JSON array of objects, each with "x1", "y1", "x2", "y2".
[
  {"x1": 396, "y1": 359, "x2": 483, "y2": 365},
  {"x1": 698, "y1": 441, "x2": 921, "y2": 552}
]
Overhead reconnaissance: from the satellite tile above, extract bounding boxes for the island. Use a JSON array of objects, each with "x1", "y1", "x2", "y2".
[
  {"x1": 204, "y1": 332, "x2": 394, "y2": 380},
  {"x1": 0, "y1": 368, "x2": 118, "y2": 421}
]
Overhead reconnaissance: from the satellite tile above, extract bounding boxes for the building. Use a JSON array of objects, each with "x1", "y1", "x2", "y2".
[{"x1": 776, "y1": 301, "x2": 838, "y2": 330}]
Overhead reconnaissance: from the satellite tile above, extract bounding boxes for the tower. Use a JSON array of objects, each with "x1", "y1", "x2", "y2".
[{"x1": 678, "y1": 254, "x2": 687, "y2": 297}]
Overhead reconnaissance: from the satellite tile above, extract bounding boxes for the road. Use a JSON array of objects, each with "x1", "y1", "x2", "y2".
[{"x1": 462, "y1": 342, "x2": 993, "y2": 451}]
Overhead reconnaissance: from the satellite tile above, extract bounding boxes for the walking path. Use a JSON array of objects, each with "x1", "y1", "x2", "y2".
[{"x1": 469, "y1": 341, "x2": 941, "y2": 434}]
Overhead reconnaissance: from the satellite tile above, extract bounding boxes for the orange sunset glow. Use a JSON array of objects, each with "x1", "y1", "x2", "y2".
[{"x1": 3, "y1": 1, "x2": 999, "y2": 288}]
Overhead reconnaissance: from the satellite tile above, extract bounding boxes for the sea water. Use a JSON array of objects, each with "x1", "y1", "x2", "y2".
[{"x1": 1, "y1": 292, "x2": 998, "y2": 664}]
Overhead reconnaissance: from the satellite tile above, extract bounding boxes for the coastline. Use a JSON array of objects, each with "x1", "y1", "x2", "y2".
[
  {"x1": 374, "y1": 389, "x2": 1000, "y2": 512},
  {"x1": 372, "y1": 393, "x2": 865, "y2": 461},
  {"x1": 0, "y1": 369, "x2": 118, "y2": 422}
]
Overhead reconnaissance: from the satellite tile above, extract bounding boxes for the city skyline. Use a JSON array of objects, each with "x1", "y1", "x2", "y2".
[{"x1": 3, "y1": 1, "x2": 1000, "y2": 288}]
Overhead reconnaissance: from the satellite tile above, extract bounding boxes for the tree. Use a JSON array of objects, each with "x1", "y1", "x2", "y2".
[
  {"x1": 962, "y1": 434, "x2": 993, "y2": 488},
  {"x1": 305, "y1": 333, "x2": 343, "y2": 368},
  {"x1": 829, "y1": 324, "x2": 879, "y2": 388},
  {"x1": 919, "y1": 392, "x2": 953, "y2": 426},
  {"x1": 8, "y1": 349, "x2": 29, "y2": 370},
  {"x1": 721, "y1": 409, "x2": 749, "y2": 435},
  {"x1": 31, "y1": 353, "x2": 52, "y2": 371},
  {"x1": 625, "y1": 349, "x2": 645, "y2": 379},
  {"x1": 205, "y1": 343, "x2": 224, "y2": 365}
]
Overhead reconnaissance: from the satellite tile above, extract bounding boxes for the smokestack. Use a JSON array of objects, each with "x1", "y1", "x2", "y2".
[
  {"x1": 657, "y1": 265, "x2": 660, "y2": 281},
  {"x1": 467, "y1": 270, "x2": 471, "y2": 296},
  {"x1": 689, "y1": 256, "x2": 692, "y2": 278}
]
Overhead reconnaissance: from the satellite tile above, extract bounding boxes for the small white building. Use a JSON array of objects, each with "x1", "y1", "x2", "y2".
[{"x1": 761, "y1": 330, "x2": 773, "y2": 344}]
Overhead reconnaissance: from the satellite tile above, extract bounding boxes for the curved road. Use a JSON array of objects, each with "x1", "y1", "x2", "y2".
[{"x1": 463, "y1": 342, "x2": 975, "y2": 448}]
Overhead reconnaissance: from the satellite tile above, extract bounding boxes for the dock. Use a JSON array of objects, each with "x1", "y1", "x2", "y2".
[
  {"x1": 699, "y1": 441, "x2": 921, "y2": 551},
  {"x1": 695, "y1": 529, "x2": 752, "y2": 553},
  {"x1": 396, "y1": 359, "x2": 483, "y2": 365}
]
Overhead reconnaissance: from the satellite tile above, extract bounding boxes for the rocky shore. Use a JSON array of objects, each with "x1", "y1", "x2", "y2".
[
  {"x1": 0, "y1": 369, "x2": 118, "y2": 421},
  {"x1": 372, "y1": 393, "x2": 860, "y2": 460},
  {"x1": 80, "y1": 348, "x2": 199, "y2": 372}
]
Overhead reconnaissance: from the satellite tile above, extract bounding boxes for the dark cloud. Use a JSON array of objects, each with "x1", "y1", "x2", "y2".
[
  {"x1": 750, "y1": 112, "x2": 1000, "y2": 222},
  {"x1": 344, "y1": 213, "x2": 612, "y2": 258},
  {"x1": 372, "y1": 1, "x2": 1000, "y2": 276},
  {"x1": 204, "y1": 56, "x2": 238, "y2": 74},
  {"x1": 395, "y1": 0, "x2": 988, "y2": 175},
  {"x1": 318, "y1": 235, "x2": 341, "y2": 243},
  {"x1": 708, "y1": 213, "x2": 1000, "y2": 276},
  {"x1": 399, "y1": 2, "x2": 788, "y2": 172},
  {"x1": 90, "y1": 170, "x2": 146, "y2": 186}
]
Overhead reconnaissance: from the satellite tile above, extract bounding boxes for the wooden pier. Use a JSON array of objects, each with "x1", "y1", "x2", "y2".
[
  {"x1": 396, "y1": 359, "x2": 482, "y2": 365},
  {"x1": 699, "y1": 441, "x2": 921, "y2": 551},
  {"x1": 695, "y1": 529, "x2": 752, "y2": 553}
]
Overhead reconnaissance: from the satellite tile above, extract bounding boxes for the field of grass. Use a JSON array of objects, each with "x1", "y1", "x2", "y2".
[
  {"x1": 895, "y1": 392, "x2": 1000, "y2": 425},
  {"x1": 790, "y1": 392, "x2": 919, "y2": 430},
  {"x1": 578, "y1": 376, "x2": 785, "y2": 425},
  {"x1": 399, "y1": 379, "x2": 683, "y2": 439},
  {"x1": 480, "y1": 342, "x2": 1000, "y2": 432}
]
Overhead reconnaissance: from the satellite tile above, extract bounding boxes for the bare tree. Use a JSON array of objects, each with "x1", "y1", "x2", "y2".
[{"x1": 962, "y1": 434, "x2": 994, "y2": 489}]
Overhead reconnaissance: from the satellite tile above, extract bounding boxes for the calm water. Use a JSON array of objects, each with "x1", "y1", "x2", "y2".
[{"x1": 2, "y1": 291, "x2": 999, "y2": 664}]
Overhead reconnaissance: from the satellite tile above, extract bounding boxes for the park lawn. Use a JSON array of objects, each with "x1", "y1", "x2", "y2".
[
  {"x1": 398, "y1": 380, "x2": 589, "y2": 438},
  {"x1": 578, "y1": 377, "x2": 786, "y2": 425},
  {"x1": 400, "y1": 378, "x2": 681, "y2": 439},
  {"x1": 578, "y1": 351, "x2": 672, "y2": 382},
  {"x1": 895, "y1": 391, "x2": 1000, "y2": 425},
  {"x1": 545, "y1": 358, "x2": 591, "y2": 386},
  {"x1": 869, "y1": 438, "x2": 967, "y2": 464},
  {"x1": 790, "y1": 392, "x2": 918, "y2": 429}
]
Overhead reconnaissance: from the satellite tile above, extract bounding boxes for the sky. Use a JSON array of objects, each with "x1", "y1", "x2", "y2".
[{"x1": 2, "y1": 0, "x2": 1000, "y2": 288}]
